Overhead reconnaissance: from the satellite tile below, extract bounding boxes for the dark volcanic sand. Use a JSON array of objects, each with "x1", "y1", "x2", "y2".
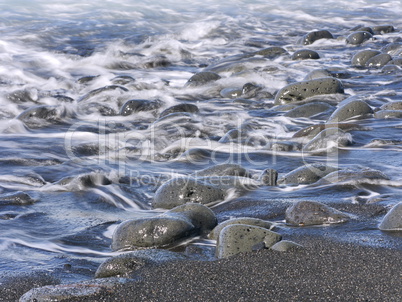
[{"x1": 57, "y1": 238, "x2": 402, "y2": 302}]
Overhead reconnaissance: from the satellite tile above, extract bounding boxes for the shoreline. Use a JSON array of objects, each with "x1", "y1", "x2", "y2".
[{"x1": 8, "y1": 236, "x2": 401, "y2": 301}]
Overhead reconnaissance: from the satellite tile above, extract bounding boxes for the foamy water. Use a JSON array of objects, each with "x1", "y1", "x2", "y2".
[{"x1": 0, "y1": 0, "x2": 401, "y2": 283}]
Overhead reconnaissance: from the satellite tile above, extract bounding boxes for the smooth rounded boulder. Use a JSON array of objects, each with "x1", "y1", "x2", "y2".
[
  {"x1": 159, "y1": 103, "x2": 199, "y2": 118},
  {"x1": 351, "y1": 50, "x2": 381, "y2": 67},
  {"x1": 292, "y1": 49, "x2": 320, "y2": 60},
  {"x1": 208, "y1": 217, "x2": 274, "y2": 240},
  {"x1": 365, "y1": 53, "x2": 392, "y2": 68},
  {"x1": 327, "y1": 98, "x2": 373, "y2": 123},
  {"x1": 185, "y1": 71, "x2": 221, "y2": 87},
  {"x1": 346, "y1": 31, "x2": 373, "y2": 45},
  {"x1": 285, "y1": 200, "x2": 349, "y2": 226},
  {"x1": 378, "y1": 202, "x2": 402, "y2": 231},
  {"x1": 301, "y1": 30, "x2": 334, "y2": 45},
  {"x1": 152, "y1": 177, "x2": 225, "y2": 209},
  {"x1": 278, "y1": 163, "x2": 338, "y2": 185},
  {"x1": 302, "y1": 128, "x2": 352, "y2": 152},
  {"x1": 120, "y1": 99, "x2": 162, "y2": 116},
  {"x1": 216, "y1": 224, "x2": 282, "y2": 258},
  {"x1": 274, "y1": 78, "x2": 344, "y2": 105},
  {"x1": 111, "y1": 217, "x2": 195, "y2": 251}
]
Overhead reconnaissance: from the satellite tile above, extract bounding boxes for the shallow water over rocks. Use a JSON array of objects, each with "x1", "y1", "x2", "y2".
[{"x1": 0, "y1": 1, "x2": 402, "y2": 299}]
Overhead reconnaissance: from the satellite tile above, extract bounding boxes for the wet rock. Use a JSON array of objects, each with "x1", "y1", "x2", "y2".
[
  {"x1": 111, "y1": 75, "x2": 136, "y2": 85},
  {"x1": 365, "y1": 53, "x2": 392, "y2": 68},
  {"x1": 77, "y1": 75, "x2": 99, "y2": 84},
  {"x1": 95, "y1": 249, "x2": 188, "y2": 278},
  {"x1": 7, "y1": 88, "x2": 39, "y2": 103},
  {"x1": 259, "y1": 168, "x2": 278, "y2": 186},
  {"x1": 378, "y1": 202, "x2": 402, "y2": 231},
  {"x1": 185, "y1": 71, "x2": 221, "y2": 87},
  {"x1": 17, "y1": 105, "x2": 65, "y2": 127},
  {"x1": 374, "y1": 110, "x2": 402, "y2": 119},
  {"x1": 271, "y1": 141, "x2": 302, "y2": 152},
  {"x1": 278, "y1": 163, "x2": 339, "y2": 185},
  {"x1": 0, "y1": 191, "x2": 35, "y2": 206},
  {"x1": 271, "y1": 240, "x2": 303, "y2": 252},
  {"x1": 111, "y1": 216, "x2": 195, "y2": 251},
  {"x1": 327, "y1": 99, "x2": 373, "y2": 123},
  {"x1": 152, "y1": 177, "x2": 225, "y2": 209},
  {"x1": 216, "y1": 224, "x2": 282, "y2": 258},
  {"x1": 78, "y1": 85, "x2": 128, "y2": 102},
  {"x1": 19, "y1": 278, "x2": 125, "y2": 302},
  {"x1": 253, "y1": 46, "x2": 288, "y2": 58},
  {"x1": 372, "y1": 25, "x2": 395, "y2": 34},
  {"x1": 354, "y1": 26, "x2": 374, "y2": 34},
  {"x1": 164, "y1": 203, "x2": 217, "y2": 234},
  {"x1": 303, "y1": 68, "x2": 352, "y2": 81},
  {"x1": 284, "y1": 102, "x2": 334, "y2": 118},
  {"x1": 274, "y1": 78, "x2": 344, "y2": 105},
  {"x1": 285, "y1": 200, "x2": 349, "y2": 226},
  {"x1": 380, "y1": 65, "x2": 401, "y2": 74},
  {"x1": 346, "y1": 31, "x2": 373, "y2": 45},
  {"x1": 292, "y1": 123, "x2": 365, "y2": 138},
  {"x1": 208, "y1": 217, "x2": 274, "y2": 240},
  {"x1": 119, "y1": 99, "x2": 162, "y2": 116},
  {"x1": 301, "y1": 30, "x2": 334, "y2": 45},
  {"x1": 292, "y1": 49, "x2": 320, "y2": 60},
  {"x1": 192, "y1": 163, "x2": 248, "y2": 178},
  {"x1": 302, "y1": 128, "x2": 352, "y2": 152},
  {"x1": 316, "y1": 167, "x2": 390, "y2": 185},
  {"x1": 159, "y1": 103, "x2": 199, "y2": 118},
  {"x1": 220, "y1": 87, "x2": 242, "y2": 98},
  {"x1": 382, "y1": 42, "x2": 402, "y2": 56},
  {"x1": 351, "y1": 50, "x2": 381, "y2": 67},
  {"x1": 380, "y1": 101, "x2": 402, "y2": 110}
]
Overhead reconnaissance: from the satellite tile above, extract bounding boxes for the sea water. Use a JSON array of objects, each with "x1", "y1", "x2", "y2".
[{"x1": 0, "y1": 0, "x2": 401, "y2": 283}]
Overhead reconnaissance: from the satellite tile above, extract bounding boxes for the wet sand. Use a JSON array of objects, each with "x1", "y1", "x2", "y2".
[{"x1": 61, "y1": 237, "x2": 402, "y2": 302}]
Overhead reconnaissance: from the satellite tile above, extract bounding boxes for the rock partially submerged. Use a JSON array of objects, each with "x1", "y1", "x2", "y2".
[
  {"x1": 378, "y1": 202, "x2": 402, "y2": 231},
  {"x1": 285, "y1": 200, "x2": 349, "y2": 226}
]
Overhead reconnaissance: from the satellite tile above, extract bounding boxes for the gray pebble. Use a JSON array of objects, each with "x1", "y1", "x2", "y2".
[
  {"x1": 292, "y1": 49, "x2": 320, "y2": 60},
  {"x1": 374, "y1": 110, "x2": 402, "y2": 119},
  {"x1": 216, "y1": 224, "x2": 282, "y2": 258},
  {"x1": 365, "y1": 53, "x2": 392, "y2": 68},
  {"x1": 253, "y1": 46, "x2": 289, "y2": 58},
  {"x1": 327, "y1": 99, "x2": 373, "y2": 123},
  {"x1": 378, "y1": 202, "x2": 402, "y2": 231},
  {"x1": 208, "y1": 217, "x2": 274, "y2": 240},
  {"x1": 192, "y1": 163, "x2": 248, "y2": 178},
  {"x1": 120, "y1": 99, "x2": 162, "y2": 116},
  {"x1": 278, "y1": 163, "x2": 339, "y2": 185},
  {"x1": 275, "y1": 78, "x2": 344, "y2": 105},
  {"x1": 0, "y1": 191, "x2": 35, "y2": 206},
  {"x1": 95, "y1": 249, "x2": 188, "y2": 278},
  {"x1": 164, "y1": 203, "x2": 217, "y2": 234},
  {"x1": 284, "y1": 102, "x2": 334, "y2": 118},
  {"x1": 351, "y1": 50, "x2": 381, "y2": 67},
  {"x1": 159, "y1": 103, "x2": 199, "y2": 118},
  {"x1": 380, "y1": 101, "x2": 402, "y2": 110},
  {"x1": 372, "y1": 25, "x2": 395, "y2": 34},
  {"x1": 270, "y1": 240, "x2": 303, "y2": 252},
  {"x1": 152, "y1": 177, "x2": 225, "y2": 209},
  {"x1": 301, "y1": 30, "x2": 334, "y2": 45},
  {"x1": 302, "y1": 128, "x2": 352, "y2": 152},
  {"x1": 285, "y1": 200, "x2": 349, "y2": 226},
  {"x1": 185, "y1": 71, "x2": 221, "y2": 87},
  {"x1": 346, "y1": 31, "x2": 373, "y2": 45},
  {"x1": 316, "y1": 167, "x2": 390, "y2": 185},
  {"x1": 382, "y1": 42, "x2": 402, "y2": 56},
  {"x1": 111, "y1": 217, "x2": 195, "y2": 251}
]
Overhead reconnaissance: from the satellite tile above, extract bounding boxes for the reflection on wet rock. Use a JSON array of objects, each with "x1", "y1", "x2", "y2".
[
  {"x1": 346, "y1": 31, "x2": 373, "y2": 45},
  {"x1": 378, "y1": 202, "x2": 402, "y2": 231},
  {"x1": 291, "y1": 49, "x2": 320, "y2": 60},
  {"x1": 285, "y1": 200, "x2": 349, "y2": 226}
]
